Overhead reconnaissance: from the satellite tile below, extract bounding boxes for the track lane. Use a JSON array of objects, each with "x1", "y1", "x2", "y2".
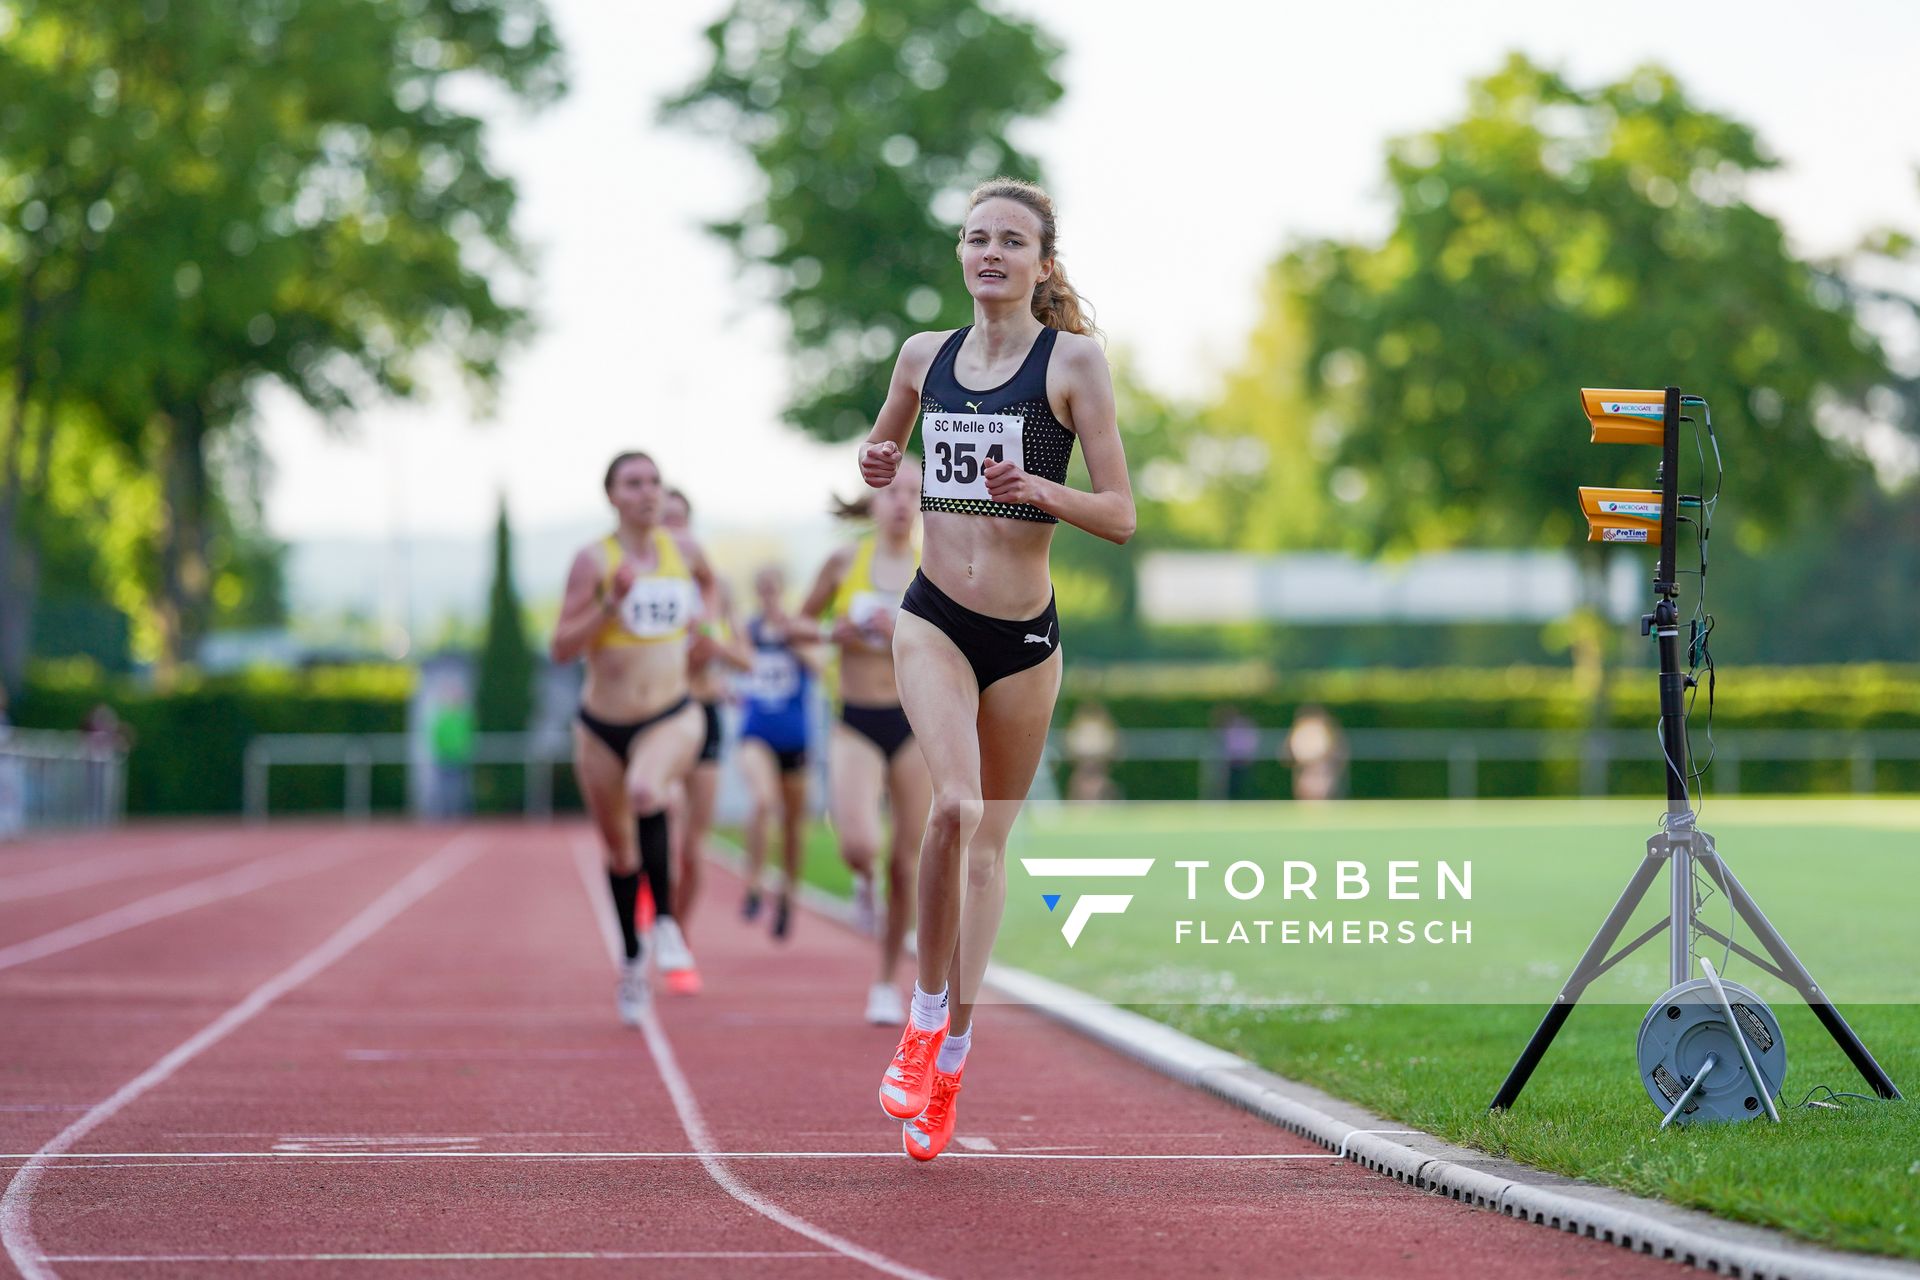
[
  {"x1": 0, "y1": 828, "x2": 458, "y2": 1155},
  {"x1": 0, "y1": 828, "x2": 273, "y2": 909},
  {"x1": 0, "y1": 833, "x2": 376, "y2": 967},
  {"x1": 8, "y1": 828, "x2": 836, "y2": 1279}
]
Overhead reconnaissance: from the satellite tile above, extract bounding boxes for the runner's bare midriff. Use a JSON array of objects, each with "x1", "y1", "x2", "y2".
[
  {"x1": 583, "y1": 638, "x2": 690, "y2": 723},
  {"x1": 837, "y1": 642, "x2": 900, "y2": 706},
  {"x1": 689, "y1": 657, "x2": 729, "y2": 704},
  {"x1": 919, "y1": 510, "x2": 1055, "y2": 620}
]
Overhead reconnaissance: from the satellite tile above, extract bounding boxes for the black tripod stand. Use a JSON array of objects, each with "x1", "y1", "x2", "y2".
[{"x1": 1489, "y1": 386, "x2": 1901, "y2": 1112}]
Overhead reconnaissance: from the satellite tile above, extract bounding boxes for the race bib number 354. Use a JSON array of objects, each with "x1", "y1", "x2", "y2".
[{"x1": 922, "y1": 414, "x2": 1024, "y2": 502}]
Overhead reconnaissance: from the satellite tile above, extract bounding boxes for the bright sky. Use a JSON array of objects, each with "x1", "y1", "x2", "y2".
[{"x1": 259, "y1": 0, "x2": 1920, "y2": 546}]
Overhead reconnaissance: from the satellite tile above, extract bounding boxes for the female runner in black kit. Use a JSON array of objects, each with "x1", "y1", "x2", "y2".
[{"x1": 860, "y1": 179, "x2": 1135, "y2": 1161}]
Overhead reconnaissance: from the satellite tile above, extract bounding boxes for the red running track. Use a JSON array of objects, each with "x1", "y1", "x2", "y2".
[{"x1": 0, "y1": 823, "x2": 1693, "y2": 1278}]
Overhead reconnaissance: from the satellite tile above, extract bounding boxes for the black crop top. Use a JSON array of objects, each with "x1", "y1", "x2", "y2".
[{"x1": 916, "y1": 325, "x2": 1075, "y2": 524}]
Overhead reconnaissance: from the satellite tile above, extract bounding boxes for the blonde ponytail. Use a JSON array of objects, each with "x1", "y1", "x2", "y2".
[{"x1": 1032, "y1": 260, "x2": 1094, "y2": 336}]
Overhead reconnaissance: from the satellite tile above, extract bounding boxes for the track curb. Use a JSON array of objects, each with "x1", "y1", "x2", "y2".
[{"x1": 737, "y1": 849, "x2": 1917, "y2": 1280}]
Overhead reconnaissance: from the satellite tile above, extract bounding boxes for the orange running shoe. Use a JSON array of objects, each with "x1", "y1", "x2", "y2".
[
  {"x1": 878, "y1": 1019, "x2": 946, "y2": 1120},
  {"x1": 637, "y1": 880, "x2": 657, "y2": 931},
  {"x1": 665, "y1": 967, "x2": 703, "y2": 996},
  {"x1": 902, "y1": 1064, "x2": 964, "y2": 1162}
]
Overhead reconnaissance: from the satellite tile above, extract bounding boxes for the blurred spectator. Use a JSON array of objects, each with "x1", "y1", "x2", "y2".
[
  {"x1": 83, "y1": 704, "x2": 132, "y2": 754},
  {"x1": 82, "y1": 704, "x2": 131, "y2": 825},
  {"x1": 1282, "y1": 704, "x2": 1347, "y2": 802},
  {"x1": 428, "y1": 676, "x2": 476, "y2": 820},
  {"x1": 1215, "y1": 706, "x2": 1260, "y2": 800},
  {"x1": 1064, "y1": 702, "x2": 1122, "y2": 802},
  {"x1": 0, "y1": 685, "x2": 21, "y2": 839}
]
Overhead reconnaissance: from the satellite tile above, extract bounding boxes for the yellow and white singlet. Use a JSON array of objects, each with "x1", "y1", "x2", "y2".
[
  {"x1": 834, "y1": 535, "x2": 918, "y2": 643},
  {"x1": 594, "y1": 530, "x2": 695, "y2": 650}
]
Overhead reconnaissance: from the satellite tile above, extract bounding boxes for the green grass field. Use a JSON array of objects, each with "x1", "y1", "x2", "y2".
[{"x1": 772, "y1": 796, "x2": 1920, "y2": 1261}]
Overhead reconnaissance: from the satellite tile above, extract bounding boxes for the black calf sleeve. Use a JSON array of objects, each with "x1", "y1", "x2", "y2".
[
  {"x1": 606, "y1": 869, "x2": 641, "y2": 960},
  {"x1": 637, "y1": 810, "x2": 673, "y2": 920}
]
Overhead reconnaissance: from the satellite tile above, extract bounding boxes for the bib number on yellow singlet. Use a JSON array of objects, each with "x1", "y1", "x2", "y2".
[
  {"x1": 617, "y1": 578, "x2": 693, "y2": 639},
  {"x1": 922, "y1": 414, "x2": 1024, "y2": 503},
  {"x1": 847, "y1": 590, "x2": 897, "y2": 641}
]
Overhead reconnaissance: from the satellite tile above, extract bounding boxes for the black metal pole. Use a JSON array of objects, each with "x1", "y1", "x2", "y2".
[
  {"x1": 1655, "y1": 385, "x2": 1690, "y2": 820},
  {"x1": 1652, "y1": 386, "x2": 1693, "y2": 983},
  {"x1": 1655, "y1": 385, "x2": 1681, "y2": 599}
]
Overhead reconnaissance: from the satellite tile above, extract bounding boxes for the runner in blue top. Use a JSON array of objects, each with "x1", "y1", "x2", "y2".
[{"x1": 737, "y1": 564, "x2": 822, "y2": 940}]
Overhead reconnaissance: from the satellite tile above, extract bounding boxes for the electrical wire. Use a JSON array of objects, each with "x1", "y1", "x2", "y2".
[
  {"x1": 1673, "y1": 402, "x2": 1724, "y2": 977},
  {"x1": 1796, "y1": 1084, "x2": 1883, "y2": 1110}
]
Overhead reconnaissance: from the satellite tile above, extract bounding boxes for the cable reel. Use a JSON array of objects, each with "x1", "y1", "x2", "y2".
[{"x1": 1635, "y1": 959, "x2": 1786, "y2": 1127}]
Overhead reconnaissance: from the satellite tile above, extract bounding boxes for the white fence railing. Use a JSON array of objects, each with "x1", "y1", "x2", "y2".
[
  {"x1": 0, "y1": 730, "x2": 127, "y2": 837},
  {"x1": 243, "y1": 732, "x2": 570, "y2": 822}
]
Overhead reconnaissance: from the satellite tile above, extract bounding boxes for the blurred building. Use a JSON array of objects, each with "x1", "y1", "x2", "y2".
[{"x1": 1139, "y1": 551, "x2": 1645, "y2": 625}]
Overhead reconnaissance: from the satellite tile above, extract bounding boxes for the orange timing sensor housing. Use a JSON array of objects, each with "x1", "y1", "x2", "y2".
[
  {"x1": 1580, "y1": 389, "x2": 1667, "y2": 445},
  {"x1": 1579, "y1": 487, "x2": 1663, "y2": 543}
]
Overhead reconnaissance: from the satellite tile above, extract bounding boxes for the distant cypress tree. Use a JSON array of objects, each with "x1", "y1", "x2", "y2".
[{"x1": 474, "y1": 498, "x2": 533, "y2": 735}]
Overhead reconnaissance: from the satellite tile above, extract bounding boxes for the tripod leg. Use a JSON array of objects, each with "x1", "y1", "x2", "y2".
[
  {"x1": 1490, "y1": 852, "x2": 1667, "y2": 1111},
  {"x1": 1696, "y1": 850, "x2": 1902, "y2": 1100}
]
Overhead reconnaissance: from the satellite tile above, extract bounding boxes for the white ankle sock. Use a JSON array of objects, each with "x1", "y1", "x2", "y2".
[
  {"x1": 910, "y1": 984, "x2": 948, "y2": 1031},
  {"x1": 935, "y1": 1026, "x2": 971, "y2": 1073}
]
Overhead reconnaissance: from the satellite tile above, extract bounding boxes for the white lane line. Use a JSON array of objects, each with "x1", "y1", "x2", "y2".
[
  {"x1": 41, "y1": 1252, "x2": 836, "y2": 1263},
  {"x1": 954, "y1": 1137, "x2": 997, "y2": 1152},
  {"x1": 2, "y1": 1150, "x2": 1338, "y2": 1163},
  {"x1": 1, "y1": 833, "x2": 484, "y2": 1280},
  {"x1": 568, "y1": 839, "x2": 940, "y2": 1280},
  {"x1": 0, "y1": 837, "x2": 250, "y2": 903},
  {"x1": 1005, "y1": 1145, "x2": 1096, "y2": 1153},
  {"x1": 271, "y1": 1136, "x2": 478, "y2": 1152},
  {"x1": 0, "y1": 834, "x2": 369, "y2": 972},
  {"x1": 343, "y1": 1048, "x2": 632, "y2": 1061}
]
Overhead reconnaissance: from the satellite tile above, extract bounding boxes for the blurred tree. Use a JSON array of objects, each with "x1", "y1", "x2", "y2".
[
  {"x1": 664, "y1": 0, "x2": 1065, "y2": 441},
  {"x1": 1713, "y1": 473, "x2": 1920, "y2": 664},
  {"x1": 474, "y1": 498, "x2": 532, "y2": 735},
  {"x1": 1272, "y1": 54, "x2": 1913, "y2": 697},
  {"x1": 1285, "y1": 55, "x2": 1903, "y2": 557},
  {"x1": 1160, "y1": 279, "x2": 1328, "y2": 552},
  {"x1": 0, "y1": 0, "x2": 565, "y2": 683}
]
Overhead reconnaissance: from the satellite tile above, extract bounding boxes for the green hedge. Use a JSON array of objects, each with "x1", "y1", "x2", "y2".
[
  {"x1": 16, "y1": 663, "x2": 414, "y2": 815},
  {"x1": 1060, "y1": 662, "x2": 1920, "y2": 729}
]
